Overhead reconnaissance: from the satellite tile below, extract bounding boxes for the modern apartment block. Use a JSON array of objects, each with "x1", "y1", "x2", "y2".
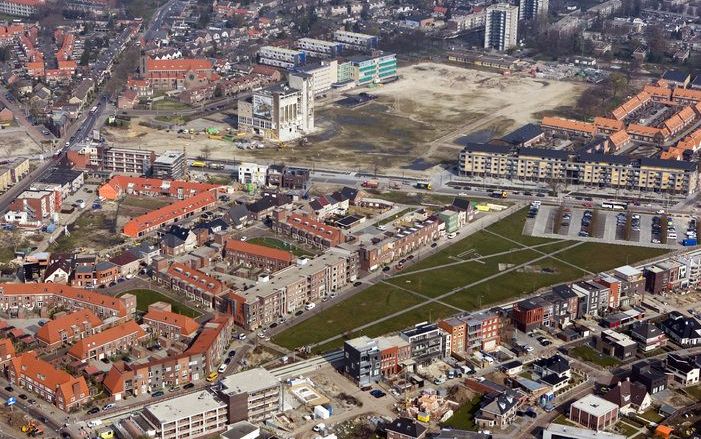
[
  {"x1": 218, "y1": 368, "x2": 282, "y2": 423},
  {"x1": 332, "y1": 30, "x2": 378, "y2": 51},
  {"x1": 349, "y1": 52, "x2": 397, "y2": 86},
  {"x1": 257, "y1": 46, "x2": 305, "y2": 68},
  {"x1": 484, "y1": 3, "x2": 519, "y2": 51},
  {"x1": 519, "y1": 0, "x2": 548, "y2": 20},
  {"x1": 458, "y1": 144, "x2": 700, "y2": 196},
  {"x1": 0, "y1": 0, "x2": 45, "y2": 16},
  {"x1": 289, "y1": 60, "x2": 338, "y2": 95},
  {"x1": 399, "y1": 322, "x2": 450, "y2": 366},
  {"x1": 101, "y1": 147, "x2": 156, "y2": 175},
  {"x1": 237, "y1": 79, "x2": 315, "y2": 142},
  {"x1": 295, "y1": 38, "x2": 342, "y2": 58},
  {"x1": 152, "y1": 150, "x2": 186, "y2": 180},
  {"x1": 439, "y1": 311, "x2": 501, "y2": 356},
  {"x1": 222, "y1": 248, "x2": 358, "y2": 330},
  {"x1": 142, "y1": 390, "x2": 229, "y2": 439},
  {"x1": 344, "y1": 336, "x2": 381, "y2": 386}
]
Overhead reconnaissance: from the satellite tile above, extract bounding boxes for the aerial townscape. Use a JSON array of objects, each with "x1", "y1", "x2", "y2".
[{"x1": 6, "y1": 0, "x2": 701, "y2": 438}]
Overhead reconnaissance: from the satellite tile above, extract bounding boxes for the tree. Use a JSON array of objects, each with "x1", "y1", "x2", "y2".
[
  {"x1": 646, "y1": 25, "x2": 668, "y2": 63},
  {"x1": 608, "y1": 72, "x2": 628, "y2": 101}
]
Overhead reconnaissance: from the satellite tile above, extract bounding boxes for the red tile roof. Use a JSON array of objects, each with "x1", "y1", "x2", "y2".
[
  {"x1": 167, "y1": 262, "x2": 225, "y2": 297},
  {"x1": 68, "y1": 320, "x2": 146, "y2": 360},
  {"x1": 225, "y1": 239, "x2": 295, "y2": 264},
  {"x1": 284, "y1": 212, "x2": 344, "y2": 244},
  {"x1": 145, "y1": 57, "x2": 213, "y2": 73},
  {"x1": 11, "y1": 352, "x2": 88, "y2": 404},
  {"x1": 184, "y1": 314, "x2": 230, "y2": 355},
  {"x1": 99, "y1": 175, "x2": 221, "y2": 201},
  {"x1": 0, "y1": 339, "x2": 15, "y2": 360},
  {"x1": 143, "y1": 309, "x2": 199, "y2": 336},
  {"x1": 541, "y1": 116, "x2": 596, "y2": 135},
  {"x1": 36, "y1": 309, "x2": 102, "y2": 346},
  {"x1": 0, "y1": 283, "x2": 128, "y2": 316},
  {"x1": 122, "y1": 191, "x2": 217, "y2": 237}
]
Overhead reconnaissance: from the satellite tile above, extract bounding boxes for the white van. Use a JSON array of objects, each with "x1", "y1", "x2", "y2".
[
  {"x1": 87, "y1": 420, "x2": 103, "y2": 428},
  {"x1": 305, "y1": 302, "x2": 316, "y2": 310}
]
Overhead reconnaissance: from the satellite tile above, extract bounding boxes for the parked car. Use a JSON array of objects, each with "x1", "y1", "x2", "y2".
[
  {"x1": 87, "y1": 407, "x2": 100, "y2": 415},
  {"x1": 183, "y1": 383, "x2": 195, "y2": 389},
  {"x1": 370, "y1": 389, "x2": 386, "y2": 398},
  {"x1": 152, "y1": 391, "x2": 164, "y2": 398}
]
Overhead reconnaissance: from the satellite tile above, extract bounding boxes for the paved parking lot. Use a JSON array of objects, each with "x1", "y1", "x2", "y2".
[{"x1": 530, "y1": 205, "x2": 688, "y2": 249}]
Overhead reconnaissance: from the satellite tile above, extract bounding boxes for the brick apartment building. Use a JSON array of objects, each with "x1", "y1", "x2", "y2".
[
  {"x1": 356, "y1": 217, "x2": 440, "y2": 271},
  {"x1": 271, "y1": 210, "x2": 344, "y2": 248},
  {"x1": 9, "y1": 352, "x2": 89, "y2": 412},
  {"x1": 72, "y1": 261, "x2": 120, "y2": 288},
  {"x1": 9, "y1": 189, "x2": 56, "y2": 220},
  {"x1": 36, "y1": 308, "x2": 103, "y2": 350},
  {"x1": 67, "y1": 320, "x2": 147, "y2": 362},
  {"x1": 569, "y1": 394, "x2": 619, "y2": 431},
  {"x1": 439, "y1": 311, "x2": 501, "y2": 356},
  {"x1": 67, "y1": 145, "x2": 155, "y2": 174},
  {"x1": 158, "y1": 262, "x2": 227, "y2": 308},
  {"x1": 221, "y1": 248, "x2": 358, "y2": 330},
  {"x1": 0, "y1": 283, "x2": 135, "y2": 319},
  {"x1": 143, "y1": 304, "x2": 199, "y2": 340},
  {"x1": 103, "y1": 315, "x2": 233, "y2": 401},
  {"x1": 224, "y1": 239, "x2": 295, "y2": 273}
]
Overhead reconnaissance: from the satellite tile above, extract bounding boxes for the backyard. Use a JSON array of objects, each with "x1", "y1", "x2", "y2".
[
  {"x1": 272, "y1": 208, "x2": 670, "y2": 353},
  {"x1": 119, "y1": 289, "x2": 200, "y2": 318},
  {"x1": 48, "y1": 211, "x2": 124, "y2": 253},
  {"x1": 570, "y1": 345, "x2": 621, "y2": 368},
  {"x1": 247, "y1": 237, "x2": 317, "y2": 257},
  {"x1": 441, "y1": 396, "x2": 482, "y2": 430}
]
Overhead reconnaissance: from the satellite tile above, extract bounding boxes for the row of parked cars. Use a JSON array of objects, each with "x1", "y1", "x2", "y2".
[{"x1": 578, "y1": 210, "x2": 593, "y2": 237}]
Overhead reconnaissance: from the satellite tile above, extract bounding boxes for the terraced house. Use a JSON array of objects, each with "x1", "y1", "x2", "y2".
[
  {"x1": 36, "y1": 308, "x2": 103, "y2": 350},
  {"x1": 159, "y1": 262, "x2": 227, "y2": 308},
  {"x1": 68, "y1": 320, "x2": 147, "y2": 362}
]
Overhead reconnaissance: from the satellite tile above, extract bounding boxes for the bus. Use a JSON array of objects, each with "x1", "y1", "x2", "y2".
[
  {"x1": 601, "y1": 201, "x2": 627, "y2": 210},
  {"x1": 416, "y1": 182, "x2": 432, "y2": 190}
]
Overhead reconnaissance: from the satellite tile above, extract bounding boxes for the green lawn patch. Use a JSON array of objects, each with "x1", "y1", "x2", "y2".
[
  {"x1": 684, "y1": 385, "x2": 701, "y2": 401},
  {"x1": 311, "y1": 302, "x2": 455, "y2": 354},
  {"x1": 486, "y1": 207, "x2": 554, "y2": 246},
  {"x1": 119, "y1": 289, "x2": 200, "y2": 318},
  {"x1": 271, "y1": 285, "x2": 424, "y2": 350},
  {"x1": 120, "y1": 196, "x2": 171, "y2": 210},
  {"x1": 151, "y1": 99, "x2": 190, "y2": 110},
  {"x1": 555, "y1": 243, "x2": 670, "y2": 273},
  {"x1": 615, "y1": 421, "x2": 640, "y2": 437},
  {"x1": 570, "y1": 345, "x2": 620, "y2": 367},
  {"x1": 247, "y1": 237, "x2": 315, "y2": 257},
  {"x1": 377, "y1": 208, "x2": 415, "y2": 226},
  {"x1": 639, "y1": 409, "x2": 663, "y2": 423},
  {"x1": 552, "y1": 414, "x2": 577, "y2": 427},
  {"x1": 442, "y1": 396, "x2": 482, "y2": 430}
]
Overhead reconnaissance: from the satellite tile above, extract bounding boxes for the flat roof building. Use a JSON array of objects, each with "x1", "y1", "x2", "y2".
[
  {"x1": 152, "y1": 151, "x2": 186, "y2": 180},
  {"x1": 218, "y1": 368, "x2": 282, "y2": 423},
  {"x1": 143, "y1": 390, "x2": 228, "y2": 439},
  {"x1": 569, "y1": 394, "x2": 619, "y2": 431}
]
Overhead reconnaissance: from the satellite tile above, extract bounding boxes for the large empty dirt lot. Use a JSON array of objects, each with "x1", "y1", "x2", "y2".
[
  {"x1": 103, "y1": 62, "x2": 587, "y2": 175},
  {"x1": 0, "y1": 129, "x2": 47, "y2": 158}
]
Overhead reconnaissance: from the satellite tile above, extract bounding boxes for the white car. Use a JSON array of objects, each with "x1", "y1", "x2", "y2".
[
  {"x1": 218, "y1": 364, "x2": 227, "y2": 373},
  {"x1": 240, "y1": 236, "x2": 247, "y2": 241},
  {"x1": 305, "y1": 302, "x2": 316, "y2": 310},
  {"x1": 525, "y1": 345, "x2": 534, "y2": 352}
]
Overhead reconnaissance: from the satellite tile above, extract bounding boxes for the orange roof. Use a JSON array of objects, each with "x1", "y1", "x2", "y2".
[
  {"x1": 672, "y1": 87, "x2": 701, "y2": 103},
  {"x1": 678, "y1": 128, "x2": 701, "y2": 151},
  {"x1": 166, "y1": 262, "x2": 225, "y2": 297},
  {"x1": 99, "y1": 175, "x2": 221, "y2": 201},
  {"x1": 0, "y1": 339, "x2": 15, "y2": 359},
  {"x1": 10, "y1": 352, "x2": 88, "y2": 403},
  {"x1": 143, "y1": 308, "x2": 199, "y2": 336},
  {"x1": 68, "y1": 320, "x2": 146, "y2": 359},
  {"x1": 225, "y1": 239, "x2": 295, "y2": 264},
  {"x1": 660, "y1": 148, "x2": 682, "y2": 160},
  {"x1": 145, "y1": 57, "x2": 213, "y2": 73},
  {"x1": 664, "y1": 114, "x2": 684, "y2": 132},
  {"x1": 4, "y1": 0, "x2": 45, "y2": 5},
  {"x1": 643, "y1": 84, "x2": 672, "y2": 100},
  {"x1": 678, "y1": 106, "x2": 696, "y2": 123},
  {"x1": 627, "y1": 124, "x2": 662, "y2": 136},
  {"x1": 655, "y1": 425, "x2": 673, "y2": 439},
  {"x1": 184, "y1": 314, "x2": 231, "y2": 355},
  {"x1": 608, "y1": 130, "x2": 630, "y2": 149},
  {"x1": 0, "y1": 283, "x2": 127, "y2": 316},
  {"x1": 541, "y1": 116, "x2": 596, "y2": 135},
  {"x1": 123, "y1": 191, "x2": 217, "y2": 237},
  {"x1": 284, "y1": 212, "x2": 344, "y2": 244},
  {"x1": 57, "y1": 60, "x2": 76, "y2": 71},
  {"x1": 594, "y1": 117, "x2": 625, "y2": 131},
  {"x1": 36, "y1": 309, "x2": 102, "y2": 345}
]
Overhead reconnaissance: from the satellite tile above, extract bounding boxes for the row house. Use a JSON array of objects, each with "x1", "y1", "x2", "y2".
[
  {"x1": 99, "y1": 175, "x2": 222, "y2": 201},
  {"x1": 438, "y1": 311, "x2": 501, "y2": 357},
  {"x1": 158, "y1": 262, "x2": 226, "y2": 308},
  {"x1": 67, "y1": 320, "x2": 147, "y2": 362},
  {"x1": 72, "y1": 261, "x2": 120, "y2": 288},
  {"x1": 9, "y1": 352, "x2": 89, "y2": 412},
  {"x1": 271, "y1": 210, "x2": 345, "y2": 249},
  {"x1": 0, "y1": 283, "x2": 135, "y2": 319},
  {"x1": 103, "y1": 315, "x2": 232, "y2": 401},
  {"x1": 143, "y1": 305, "x2": 199, "y2": 340},
  {"x1": 224, "y1": 239, "x2": 295, "y2": 273},
  {"x1": 36, "y1": 308, "x2": 103, "y2": 351},
  {"x1": 123, "y1": 191, "x2": 217, "y2": 238},
  {"x1": 221, "y1": 248, "x2": 358, "y2": 330},
  {"x1": 511, "y1": 286, "x2": 579, "y2": 332},
  {"x1": 357, "y1": 217, "x2": 440, "y2": 271}
]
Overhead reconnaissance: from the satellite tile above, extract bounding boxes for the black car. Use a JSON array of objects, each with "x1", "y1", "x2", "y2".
[
  {"x1": 18, "y1": 394, "x2": 27, "y2": 400},
  {"x1": 382, "y1": 266, "x2": 391, "y2": 272},
  {"x1": 370, "y1": 389, "x2": 386, "y2": 398},
  {"x1": 295, "y1": 310, "x2": 304, "y2": 316},
  {"x1": 228, "y1": 350, "x2": 236, "y2": 357},
  {"x1": 431, "y1": 242, "x2": 437, "y2": 248},
  {"x1": 184, "y1": 383, "x2": 195, "y2": 389},
  {"x1": 4, "y1": 386, "x2": 13, "y2": 392},
  {"x1": 152, "y1": 391, "x2": 164, "y2": 398},
  {"x1": 353, "y1": 281, "x2": 362, "y2": 287},
  {"x1": 87, "y1": 407, "x2": 100, "y2": 415},
  {"x1": 224, "y1": 357, "x2": 231, "y2": 365}
]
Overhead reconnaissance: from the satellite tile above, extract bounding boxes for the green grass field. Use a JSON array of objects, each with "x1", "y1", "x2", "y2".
[
  {"x1": 377, "y1": 208, "x2": 415, "y2": 226},
  {"x1": 272, "y1": 208, "x2": 672, "y2": 353},
  {"x1": 442, "y1": 396, "x2": 482, "y2": 430},
  {"x1": 119, "y1": 289, "x2": 200, "y2": 318},
  {"x1": 570, "y1": 345, "x2": 620, "y2": 367}
]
